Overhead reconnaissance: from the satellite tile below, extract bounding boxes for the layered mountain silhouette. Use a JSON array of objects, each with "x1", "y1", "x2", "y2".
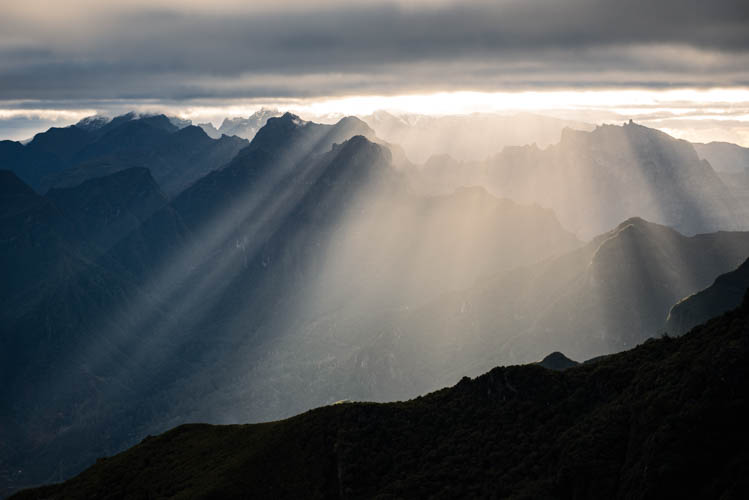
[
  {"x1": 666, "y1": 257, "x2": 749, "y2": 335},
  {"x1": 362, "y1": 110, "x2": 595, "y2": 163},
  {"x1": 322, "y1": 217, "x2": 749, "y2": 403},
  {"x1": 14, "y1": 293, "x2": 749, "y2": 499},
  {"x1": 3, "y1": 112, "x2": 749, "y2": 498},
  {"x1": 0, "y1": 170, "x2": 185, "y2": 499},
  {"x1": 0, "y1": 113, "x2": 248, "y2": 197},
  {"x1": 412, "y1": 122, "x2": 747, "y2": 238},
  {"x1": 0, "y1": 114, "x2": 582, "y2": 495}
]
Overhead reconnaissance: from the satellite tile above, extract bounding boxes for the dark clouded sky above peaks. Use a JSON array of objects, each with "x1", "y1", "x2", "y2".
[
  {"x1": 1, "y1": 0, "x2": 749, "y2": 144},
  {"x1": 3, "y1": 0, "x2": 749, "y2": 99}
]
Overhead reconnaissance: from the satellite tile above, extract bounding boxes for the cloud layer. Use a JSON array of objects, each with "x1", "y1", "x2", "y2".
[{"x1": 1, "y1": 0, "x2": 748, "y2": 102}]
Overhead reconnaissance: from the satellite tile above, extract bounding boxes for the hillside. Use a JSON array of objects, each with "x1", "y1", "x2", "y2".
[{"x1": 14, "y1": 292, "x2": 749, "y2": 499}]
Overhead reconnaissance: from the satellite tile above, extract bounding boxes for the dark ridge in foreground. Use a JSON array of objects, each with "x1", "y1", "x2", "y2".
[{"x1": 13, "y1": 295, "x2": 749, "y2": 499}]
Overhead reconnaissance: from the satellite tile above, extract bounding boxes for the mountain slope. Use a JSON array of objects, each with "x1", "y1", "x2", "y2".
[
  {"x1": 0, "y1": 171, "x2": 183, "y2": 497},
  {"x1": 47, "y1": 120, "x2": 248, "y2": 196},
  {"x1": 326, "y1": 218, "x2": 749, "y2": 403},
  {"x1": 46, "y1": 168, "x2": 169, "y2": 252},
  {"x1": 15, "y1": 292, "x2": 749, "y2": 500},
  {"x1": 161, "y1": 132, "x2": 582, "y2": 424},
  {"x1": 666, "y1": 257, "x2": 749, "y2": 335}
]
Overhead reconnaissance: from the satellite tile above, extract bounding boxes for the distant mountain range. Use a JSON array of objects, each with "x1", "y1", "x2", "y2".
[
  {"x1": 198, "y1": 108, "x2": 281, "y2": 140},
  {"x1": 0, "y1": 112, "x2": 248, "y2": 197},
  {"x1": 2, "y1": 111, "x2": 749, "y2": 497},
  {"x1": 0, "y1": 113, "x2": 583, "y2": 495},
  {"x1": 282, "y1": 217, "x2": 749, "y2": 406},
  {"x1": 13, "y1": 292, "x2": 749, "y2": 499},
  {"x1": 361, "y1": 110, "x2": 595, "y2": 163},
  {"x1": 409, "y1": 121, "x2": 748, "y2": 238}
]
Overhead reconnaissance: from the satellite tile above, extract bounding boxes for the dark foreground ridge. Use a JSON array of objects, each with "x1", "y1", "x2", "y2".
[{"x1": 14, "y1": 294, "x2": 749, "y2": 499}]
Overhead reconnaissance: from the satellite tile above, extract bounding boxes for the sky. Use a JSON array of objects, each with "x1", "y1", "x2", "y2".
[{"x1": 1, "y1": 0, "x2": 749, "y2": 144}]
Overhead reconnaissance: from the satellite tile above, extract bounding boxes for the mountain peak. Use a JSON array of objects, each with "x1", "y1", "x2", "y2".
[
  {"x1": 333, "y1": 116, "x2": 376, "y2": 138},
  {"x1": 279, "y1": 112, "x2": 306, "y2": 125},
  {"x1": 75, "y1": 114, "x2": 111, "y2": 131},
  {"x1": 536, "y1": 352, "x2": 579, "y2": 371},
  {"x1": 332, "y1": 135, "x2": 391, "y2": 163}
]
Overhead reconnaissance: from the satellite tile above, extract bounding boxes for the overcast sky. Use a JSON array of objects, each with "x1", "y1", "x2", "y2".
[{"x1": 1, "y1": 0, "x2": 749, "y2": 143}]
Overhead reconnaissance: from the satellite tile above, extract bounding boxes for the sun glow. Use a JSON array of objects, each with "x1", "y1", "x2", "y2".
[{"x1": 2, "y1": 87, "x2": 749, "y2": 145}]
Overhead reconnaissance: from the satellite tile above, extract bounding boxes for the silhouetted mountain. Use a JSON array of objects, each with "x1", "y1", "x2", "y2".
[
  {"x1": 1, "y1": 113, "x2": 248, "y2": 197},
  {"x1": 0, "y1": 139, "x2": 65, "y2": 190},
  {"x1": 0, "y1": 171, "x2": 183, "y2": 496},
  {"x1": 161, "y1": 131, "x2": 582, "y2": 425},
  {"x1": 666, "y1": 257, "x2": 749, "y2": 336},
  {"x1": 536, "y1": 351, "x2": 578, "y2": 371},
  {"x1": 25, "y1": 126, "x2": 92, "y2": 166},
  {"x1": 173, "y1": 114, "x2": 378, "y2": 232},
  {"x1": 52, "y1": 120, "x2": 248, "y2": 196},
  {"x1": 0, "y1": 170, "x2": 82, "y2": 304},
  {"x1": 15, "y1": 294, "x2": 749, "y2": 499},
  {"x1": 694, "y1": 141, "x2": 749, "y2": 173},
  {"x1": 245, "y1": 112, "x2": 375, "y2": 158},
  {"x1": 0, "y1": 123, "x2": 408, "y2": 495},
  {"x1": 46, "y1": 168, "x2": 168, "y2": 252},
  {"x1": 5, "y1": 114, "x2": 746, "y2": 498}
]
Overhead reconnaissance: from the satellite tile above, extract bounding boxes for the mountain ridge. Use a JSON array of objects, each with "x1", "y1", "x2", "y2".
[{"x1": 13, "y1": 291, "x2": 749, "y2": 499}]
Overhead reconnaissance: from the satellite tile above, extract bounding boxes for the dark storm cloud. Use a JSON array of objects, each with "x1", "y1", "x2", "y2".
[{"x1": 0, "y1": 0, "x2": 748, "y2": 102}]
